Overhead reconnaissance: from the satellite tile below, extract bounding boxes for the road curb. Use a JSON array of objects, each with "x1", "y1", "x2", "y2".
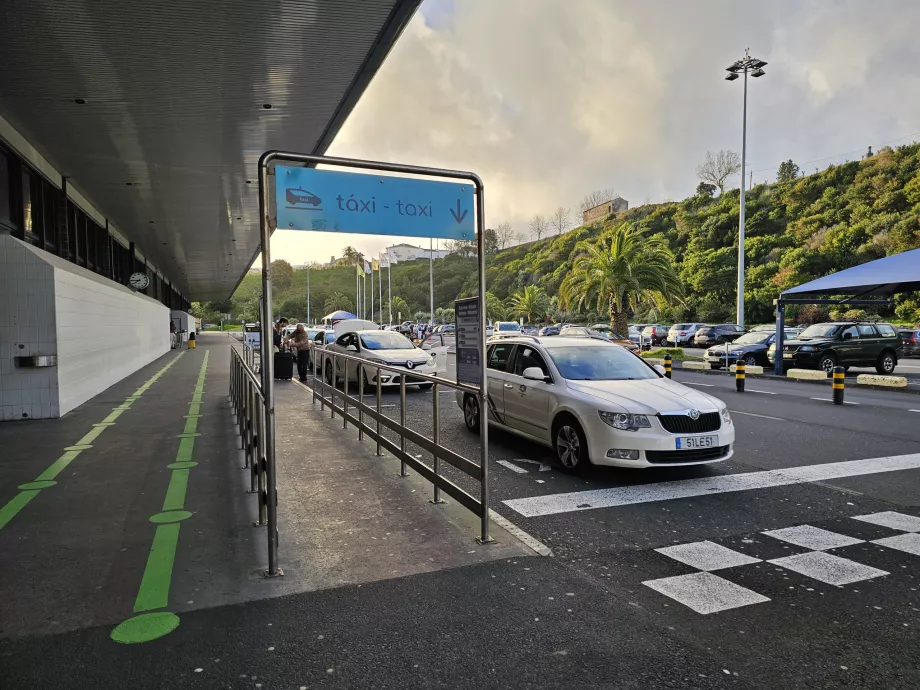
[{"x1": 673, "y1": 364, "x2": 920, "y2": 395}]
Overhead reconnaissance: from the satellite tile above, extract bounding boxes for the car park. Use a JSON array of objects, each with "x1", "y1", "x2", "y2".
[
  {"x1": 705, "y1": 330, "x2": 797, "y2": 369},
  {"x1": 767, "y1": 321, "x2": 901, "y2": 374},
  {"x1": 560, "y1": 326, "x2": 639, "y2": 352},
  {"x1": 457, "y1": 336, "x2": 734, "y2": 470},
  {"x1": 899, "y1": 328, "x2": 920, "y2": 357},
  {"x1": 693, "y1": 323, "x2": 746, "y2": 348},
  {"x1": 666, "y1": 323, "x2": 705, "y2": 346},
  {"x1": 324, "y1": 320, "x2": 437, "y2": 389},
  {"x1": 640, "y1": 324, "x2": 669, "y2": 347}
]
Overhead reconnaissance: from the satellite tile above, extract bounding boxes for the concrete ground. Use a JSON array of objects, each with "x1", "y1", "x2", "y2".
[{"x1": 3, "y1": 335, "x2": 920, "y2": 689}]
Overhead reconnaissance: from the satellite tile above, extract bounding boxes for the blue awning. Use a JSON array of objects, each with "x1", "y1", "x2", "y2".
[
  {"x1": 782, "y1": 248, "x2": 920, "y2": 297},
  {"x1": 322, "y1": 310, "x2": 357, "y2": 322}
]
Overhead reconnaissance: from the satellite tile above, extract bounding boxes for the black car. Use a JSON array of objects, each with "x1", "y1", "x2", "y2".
[
  {"x1": 694, "y1": 323, "x2": 747, "y2": 348},
  {"x1": 768, "y1": 321, "x2": 901, "y2": 375},
  {"x1": 899, "y1": 329, "x2": 920, "y2": 357},
  {"x1": 704, "y1": 330, "x2": 798, "y2": 369},
  {"x1": 538, "y1": 325, "x2": 562, "y2": 336}
]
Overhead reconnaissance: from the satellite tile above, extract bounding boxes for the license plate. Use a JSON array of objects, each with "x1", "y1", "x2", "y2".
[
  {"x1": 676, "y1": 435, "x2": 717, "y2": 450},
  {"x1": 783, "y1": 353, "x2": 793, "y2": 359}
]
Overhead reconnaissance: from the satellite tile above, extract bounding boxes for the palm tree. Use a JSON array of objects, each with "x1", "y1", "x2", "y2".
[
  {"x1": 511, "y1": 285, "x2": 551, "y2": 324},
  {"x1": 485, "y1": 292, "x2": 506, "y2": 322},
  {"x1": 559, "y1": 223, "x2": 683, "y2": 335},
  {"x1": 389, "y1": 296, "x2": 411, "y2": 322},
  {"x1": 341, "y1": 246, "x2": 361, "y2": 265},
  {"x1": 323, "y1": 292, "x2": 353, "y2": 313}
]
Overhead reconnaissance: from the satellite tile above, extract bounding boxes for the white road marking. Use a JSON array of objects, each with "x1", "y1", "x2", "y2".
[
  {"x1": 488, "y1": 509, "x2": 553, "y2": 557},
  {"x1": 656, "y1": 541, "x2": 761, "y2": 571},
  {"x1": 768, "y1": 552, "x2": 888, "y2": 586},
  {"x1": 502, "y1": 453, "x2": 920, "y2": 517},
  {"x1": 730, "y1": 410, "x2": 785, "y2": 421},
  {"x1": 497, "y1": 460, "x2": 529, "y2": 474},
  {"x1": 683, "y1": 382, "x2": 714, "y2": 387},
  {"x1": 513, "y1": 458, "x2": 553, "y2": 472},
  {"x1": 852, "y1": 511, "x2": 920, "y2": 532},
  {"x1": 810, "y1": 397, "x2": 860, "y2": 405},
  {"x1": 872, "y1": 533, "x2": 920, "y2": 556},
  {"x1": 643, "y1": 572, "x2": 770, "y2": 614},
  {"x1": 763, "y1": 525, "x2": 863, "y2": 551},
  {"x1": 746, "y1": 389, "x2": 777, "y2": 395},
  {"x1": 909, "y1": 409, "x2": 920, "y2": 413}
]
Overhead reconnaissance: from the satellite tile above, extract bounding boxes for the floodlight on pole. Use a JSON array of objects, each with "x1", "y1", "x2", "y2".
[{"x1": 724, "y1": 48, "x2": 767, "y2": 326}]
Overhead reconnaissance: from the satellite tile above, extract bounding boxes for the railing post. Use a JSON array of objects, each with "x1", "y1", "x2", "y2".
[
  {"x1": 431, "y1": 381, "x2": 443, "y2": 504},
  {"x1": 399, "y1": 375, "x2": 407, "y2": 477},
  {"x1": 358, "y1": 361, "x2": 364, "y2": 441},
  {"x1": 343, "y1": 357, "x2": 349, "y2": 429},
  {"x1": 375, "y1": 365, "x2": 382, "y2": 456}
]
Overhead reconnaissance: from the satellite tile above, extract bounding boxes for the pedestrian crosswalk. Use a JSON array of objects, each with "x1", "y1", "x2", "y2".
[{"x1": 642, "y1": 511, "x2": 920, "y2": 614}]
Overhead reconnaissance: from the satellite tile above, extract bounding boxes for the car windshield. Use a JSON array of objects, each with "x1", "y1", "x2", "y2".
[
  {"x1": 799, "y1": 324, "x2": 841, "y2": 339},
  {"x1": 733, "y1": 332, "x2": 771, "y2": 345},
  {"x1": 673, "y1": 324, "x2": 692, "y2": 330},
  {"x1": 498, "y1": 323, "x2": 520, "y2": 331},
  {"x1": 359, "y1": 332, "x2": 414, "y2": 350},
  {"x1": 324, "y1": 333, "x2": 336, "y2": 344},
  {"x1": 548, "y1": 346, "x2": 659, "y2": 381},
  {"x1": 697, "y1": 327, "x2": 713, "y2": 334}
]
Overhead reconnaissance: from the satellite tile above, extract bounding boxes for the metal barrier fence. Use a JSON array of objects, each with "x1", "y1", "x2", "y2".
[
  {"x1": 228, "y1": 345, "x2": 279, "y2": 573},
  {"x1": 311, "y1": 348, "x2": 491, "y2": 543}
]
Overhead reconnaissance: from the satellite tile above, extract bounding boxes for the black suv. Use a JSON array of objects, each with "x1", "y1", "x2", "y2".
[
  {"x1": 694, "y1": 324, "x2": 746, "y2": 348},
  {"x1": 768, "y1": 321, "x2": 901, "y2": 375}
]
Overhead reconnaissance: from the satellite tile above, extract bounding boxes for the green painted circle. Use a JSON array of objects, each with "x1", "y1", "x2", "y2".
[
  {"x1": 111, "y1": 612, "x2": 180, "y2": 644},
  {"x1": 18, "y1": 480, "x2": 57, "y2": 490},
  {"x1": 167, "y1": 461, "x2": 198, "y2": 469},
  {"x1": 176, "y1": 433, "x2": 201, "y2": 438},
  {"x1": 149, "y1": 510, "x2": 193, "y2": 524},
  {"x1": 64, "y1": 444, "x2": 93, "y2": 451}
]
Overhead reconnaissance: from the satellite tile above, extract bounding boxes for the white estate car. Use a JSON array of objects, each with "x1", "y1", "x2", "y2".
[
  {"x1": 323, "y1": 319, "x2": 438, "y2": 390},
  {"x1": 456, "y1": 336, "x2": 734, "y2": 470}
]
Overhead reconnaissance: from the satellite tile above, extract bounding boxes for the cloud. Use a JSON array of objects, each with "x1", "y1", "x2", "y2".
[{"x1": 271, "y1": 0, "x2": 920, "y2": 264}]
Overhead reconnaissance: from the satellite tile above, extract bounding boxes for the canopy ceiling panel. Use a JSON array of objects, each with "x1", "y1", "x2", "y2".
[{"x1": 782, "y1": 248, "x2": 920, "y2": 298}]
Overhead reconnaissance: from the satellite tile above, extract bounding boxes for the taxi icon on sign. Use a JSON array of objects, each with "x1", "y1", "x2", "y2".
[{"x1": 286, "y1": 187, "x2": 322, "y2": 207}]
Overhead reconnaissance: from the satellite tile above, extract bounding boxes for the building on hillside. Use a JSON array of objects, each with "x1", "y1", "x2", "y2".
[
  {"x1": 582, "y1": 197, "x2": 629, "y2": 225},
  {"x1": 385, "y1": 242, "x2": 449, "y2": 261}
]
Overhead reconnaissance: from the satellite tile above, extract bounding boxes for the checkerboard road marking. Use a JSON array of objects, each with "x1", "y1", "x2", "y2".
[
  {"x1": 852, "y1": 511, "x2": 920, "y2": 533},
  {"x1": 872, "y1": 532, "x2": 920, "y2": 557},
  {"x1": 643, "y1": 572, "x2": 770, "y2": 615},
  {"x1": 655, "y1": 541, "x2": 761, "y2": 571},
  {"x1": 762, "y1": 525, "x2": 864, "y2": 551},
  {"x1": 768, "y1": 551, "x2": 889, "y2": 586}
]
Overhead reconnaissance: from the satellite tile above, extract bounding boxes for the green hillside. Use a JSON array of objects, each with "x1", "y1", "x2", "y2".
[{"x1": 209, "y1": 143, "x2": 920, "y2": 326}]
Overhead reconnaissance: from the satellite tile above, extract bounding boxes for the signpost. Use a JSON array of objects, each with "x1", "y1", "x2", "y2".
[
  {"x1": 258, "y1": 152, "x2": 490, "y2": 569},
  {"x1": 455, "y1": 296, "x2": 482, "y2": 386}
]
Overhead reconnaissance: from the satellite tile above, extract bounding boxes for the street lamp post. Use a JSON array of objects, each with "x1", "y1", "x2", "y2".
[
  {"x1": 725, "y1": 49, "x2": 767, "y2": 327},
  {"x1": 306, "y1": 264, "x2": 310, "y2": 324}
]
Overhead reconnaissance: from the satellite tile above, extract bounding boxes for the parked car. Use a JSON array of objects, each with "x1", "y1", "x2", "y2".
[
  {"x1": 627, "y1": 326, "x2": 642, "y2": 345},
  {"x1": 899, "y1": 329, "x2": 920, "y2": 357},
  {"x1": 560, "y1": 326, "x2": 639, "y2": 352},
  {"x1": 640, "y1": 324, "x2": 669, "y2": 347},
  {"x1": 705, "y1": 330, "x2": 798, "y2": 369},
  {"x1": 767, "y1": 321, "x2": 901, "y2": 375},
  {"x1": 324, "y1": 320, "x2": 438, "y2": 389},
  {"x1": 493, "y1": 321, "x2": 522, "y2": 337},
  {"x1": 539, "y1": 324, "x2": 562, "y2": 336},
  {"x1": 522, "y1": 325, "x2": 539, "y2": 335},
  {"x1": 666, "y1": 323, "x2": 706, "y2": 347},
  {"x1": 456, "y1": 336, "x2": 734, "y2": 470},
  {"x1": 694, "y1": 324, "x2": 747, "y2": 348}
]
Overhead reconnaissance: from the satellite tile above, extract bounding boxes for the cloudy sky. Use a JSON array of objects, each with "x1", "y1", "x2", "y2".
[{"x1": 269, "y1": 0, "x2": 920, "y2": 265}]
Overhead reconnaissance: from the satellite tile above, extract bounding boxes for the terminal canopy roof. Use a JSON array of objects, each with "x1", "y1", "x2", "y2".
[
  {"x1": 782, "y1": 248, "x2": 920, "y2": 298},
  {"x1": 0, "y1": 0, "x2": 420, "y2": 300}
]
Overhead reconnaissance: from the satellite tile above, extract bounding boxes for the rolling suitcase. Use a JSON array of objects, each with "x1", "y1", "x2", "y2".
[{"x1": 274, "y1": 348, "x2": 295, "y2": 380}]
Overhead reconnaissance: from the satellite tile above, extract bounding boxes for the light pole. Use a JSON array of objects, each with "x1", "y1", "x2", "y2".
[
  {"x1": 306, "y1": 264, "x2": 310, "y2": 324},
  {"x1": 725, "y1": 49, "x2": 766, "y2": 326}
]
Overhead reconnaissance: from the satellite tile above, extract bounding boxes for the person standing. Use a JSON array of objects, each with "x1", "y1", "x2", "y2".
[
  {"x1": 284, "y1": 323, "x2": 311, "y2": 382},
  {"x1": 273, "y1": 317, "x2": 289, "y2": 350}
]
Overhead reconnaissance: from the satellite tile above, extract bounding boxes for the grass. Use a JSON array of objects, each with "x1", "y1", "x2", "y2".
[{"x1": 641, "y1": 347, "x2": 700, "y2": 361}]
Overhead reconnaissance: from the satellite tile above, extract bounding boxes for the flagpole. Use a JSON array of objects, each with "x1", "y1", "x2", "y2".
[
  {"x1": 370, "y1": 264, "x2": 374, "y2": 324},
  {"x1": 356, "y1": 266, "x2": 359, "y2": 316},
  {"x1": 429, "y1": 237, "x2": 434, "y2": 326},
  {"x1": 388, "y1": 254, "x2": 392, "y2": 325},
  {"x1": 378, "y1": 255, "x2": 383, "y2": 323}
]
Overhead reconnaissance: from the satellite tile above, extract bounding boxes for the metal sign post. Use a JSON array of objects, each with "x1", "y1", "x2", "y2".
[{"x1": 258, "y1": 151, "x2": 490, "y2": 567}]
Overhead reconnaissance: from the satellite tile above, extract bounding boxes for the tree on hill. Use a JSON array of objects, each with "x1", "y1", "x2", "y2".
[
  {"x1": 696, "y1": 182, "x2": 717, "y2": 198},
  {"x1": 495, "y1": 222, "x2": 515, "y2": 249},
  {"x1": 485, "y1": 292, "x2": 506, "y2": 321},
  {"x1": 388, "y1": 296, "x2": 412, "y2": 322},
  {"x1": 777, "y1": 159, "x2": 801, "y2": 182},
  {"x1": 559, "y1": 224, "x2": 684, "y2": 334},
  {"x1": 696, "y1": 149, "x2": 741, "y2": 195},
  {"x1": 529, "y1": 214, "x2": 549, "y2": 241},
  {"x1": 342, "y1": 246, "x2": 361, "y2": 265},
  {"x1": 580, "y1": 188, "x2": 617, "y2": 212},
  {"x1": 323, "y1": 292, "x2": 353, "y2": 313},
  {"x1": 550, "y1": 206, "x2": 571, "y2": 236},
  {"x1": 511, "y1": 285, "x2": 551, "y2": 323},
  {"x1": 271, "y1": 259, "x2": 293, "y2": 293}
]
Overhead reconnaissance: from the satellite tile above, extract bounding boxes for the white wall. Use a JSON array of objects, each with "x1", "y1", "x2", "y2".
[{"x1": 0, "y1": 235, "x2": 170, "y2": 420}]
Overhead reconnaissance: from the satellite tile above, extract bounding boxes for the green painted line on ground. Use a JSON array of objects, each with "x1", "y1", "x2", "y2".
[
  {"x1": 187, "y1": 404, "x2": 202, "y2": 416},
  {"x1": 0, "y1": 351, "x2": 185, "y2": 533},
  {"x1": 161, "y1": 469, "x2": 191, "y2": 512},
  {"x1": 0, "y1": 491, "x2": 40, "y2": 531},
  {"x1": 182, "y1": 417, "x2": 199, "y2": 435},
  {"x1": 115, "y1": 349, "x2": 210, "y2": 642},
  {"x1": 18, "y1": 480, "x2": 57, "y2": 490},
  {"x1": 132, "y1": 523, "x2": 181, "y2": 612},
  {"x1": 35, "y1": 451, "x2": 82, "y2": 481}
]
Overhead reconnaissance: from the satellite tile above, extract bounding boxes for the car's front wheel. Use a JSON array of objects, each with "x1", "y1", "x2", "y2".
[
  {"x1": 463, "y1": 394, "x2": 480, "y2": 434},
  {"x1": 876, "y1": 351, "x2": 897, "y2": 375},
  {"x1": 817, "y1": 353, "x2": 837, "y2": 376},
  {"x1": 743, "y1": 354, "x2": 758, "y2": 366},
  {"x1": 417, "y1": 382, "x2": 434, "y2": 391},
  {"x1": 554, "y1": 417, "x2": 589, "y2": 472}
]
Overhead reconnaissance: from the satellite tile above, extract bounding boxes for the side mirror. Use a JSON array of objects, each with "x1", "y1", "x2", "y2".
[
  {"x1": 522, "y1": 366, "x2": 548, "y2": 382},
  {"x1": 843, "y1": 333, "x2": 852, "y2": 340},
  {"x1": 654, "y1": 364, "x2": 666, "y2": 375}
]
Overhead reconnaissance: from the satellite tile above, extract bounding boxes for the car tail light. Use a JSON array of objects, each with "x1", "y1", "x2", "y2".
[
  {"x1": 679, "y1": 332, "x2": 686, "y2": 336},
  {"x1": 912, "y1": 333, "x2": 918, "y2": 344}
]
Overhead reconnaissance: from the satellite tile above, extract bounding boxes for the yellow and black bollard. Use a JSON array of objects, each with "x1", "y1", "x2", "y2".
[
  {"x1": 663, "y1": 353, "x2": 672, "y2": 379},
  {"x1": 735, "y1": 361, "x2": 745, "y2": 392},
  {"x1": 832, "y1": 365, "x2": 845, "y2": 405},
  {"x1": 188, "y1": 331, "x2": 197, "y2": 350}
]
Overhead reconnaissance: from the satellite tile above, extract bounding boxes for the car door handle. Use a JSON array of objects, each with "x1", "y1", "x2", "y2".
[{"x1": 503, "y1": 383, "x2": 514, "y2": 389}]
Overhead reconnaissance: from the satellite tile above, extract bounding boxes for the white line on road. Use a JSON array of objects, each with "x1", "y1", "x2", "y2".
[
  {"x1": 513, "y1": 458, "x2": 553, "y2": 472},
  {"x1": 909, "y1": 410, "x2": 920, "y2": 413},
  {"x1": 683, "y1": 382, "x2": 714, "y2": 387},
  {"x1": 811, "y1": 397, "x2": 860, "y2": 405},
  {"x1": 502, "y1": 453, "x2": 920, "y2": 517},
  {"x1": 497, "y1": 460, "x2": 530, "y2": 474},
  {"x1": 746, "y1": 389, "x2": 777, "y2": 395},
  {"x1": 730, "y1": 410, "x2": 785, "y2": 421}
]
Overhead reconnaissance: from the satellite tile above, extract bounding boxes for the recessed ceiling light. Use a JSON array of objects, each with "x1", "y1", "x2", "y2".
[
  {"x1": 236, "y1": 217, "x2": 241, "y2": 220},
  {"x1": 73, "y1": 98, "x2": 86, "y2": 105},
  {"x1": 125, "y1": 182, "x2": 134, "y2": 186},
  {"x1": 262, "y1": 103, "x2": 273, "y2": 109},
  {"x1": 149, "y1": 220, "x2": 155, "y2": 224},
  {"x1": 246, "y1": 180, "x2": 252, "y2": 184}
]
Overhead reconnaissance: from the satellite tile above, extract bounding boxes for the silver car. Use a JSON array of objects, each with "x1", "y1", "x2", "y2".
[
  {"x1": 666, "y1": 323, "x2": 705, "y2": 346},
  {"x1": 324, "y1": 328, "x2": 437, "y2": 390}
]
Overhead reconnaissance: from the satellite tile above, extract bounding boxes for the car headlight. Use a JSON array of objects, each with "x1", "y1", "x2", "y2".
[
  {"x1": 730, "y1": 350, "x2": 743, "y2": 356},
  {"x1": 598, "y1": 411, "x2": 651, "y2": 431},
  {"x1": 426, "y1": 356, "x2": 435, "y2": 366},
  {"x1": 798, "y1": 345, "x2": 815, "y2": 352},
  {"x1": 720, "y1": 408, "x2": 732, "y2": 425}
]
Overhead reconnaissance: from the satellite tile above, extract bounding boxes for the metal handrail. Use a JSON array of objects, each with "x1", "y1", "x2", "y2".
[{"x1": 310, "y1": 347, "x2": 490, "y2": 540}]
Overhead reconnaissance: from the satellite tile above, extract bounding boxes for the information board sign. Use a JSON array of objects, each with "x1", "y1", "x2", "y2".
[{"x1": 455, "y1": 296, "x2": 482, "y2": 385}]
